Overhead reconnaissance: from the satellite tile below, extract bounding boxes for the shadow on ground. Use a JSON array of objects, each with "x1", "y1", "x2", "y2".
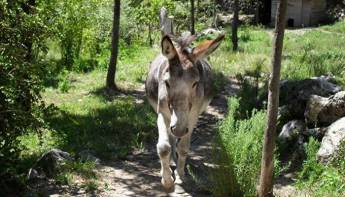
[
  {"x1": 46, "y1": 87, "x2": 156, "y2": 159},
  {"x1": 38, "y1": 77, "x2": 243, "y2": 196}
]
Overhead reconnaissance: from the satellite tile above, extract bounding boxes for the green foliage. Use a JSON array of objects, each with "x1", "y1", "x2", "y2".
[
  {"x1": 212, "y1": 97, "x2": 281, "y2": 196},
  {"x1": 326, "y1": 0, "x2": 345, "y2": 20},
  {"x1": 296, "y1": 139, "x2": 345, "y2": 196},
  {"x1": 66, "y1": 160, "x2": 97, "y2": 179},
  {"x1": 0, "y1": 0, "x2": 55, "y2": 175},
  {"x1": 58, "y1": 70, "x2": 72, "y2": 93},
  {"x1": 127, "y1": 0, "x2": 175, "y2": 45},
  {"x1": 82, "y1": 180, "x2": 99, "y2": 191},
  {"x1": 51, "y1": 0, "x2": 110, "y2": 70},
  {"x1": 56, "y1": 171, "x2": 74, "y2": 185},
  {"x1": 54, "y1": 160, "x2": 97, "y2": 187}
]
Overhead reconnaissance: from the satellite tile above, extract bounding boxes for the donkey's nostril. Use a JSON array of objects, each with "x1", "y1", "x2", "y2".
[
  {"x1": 185, "y1": 128, "x2": 189, "y2": 134},
  {"x1": 171, "y1": 125, "x2": 176, "y2": 131}
]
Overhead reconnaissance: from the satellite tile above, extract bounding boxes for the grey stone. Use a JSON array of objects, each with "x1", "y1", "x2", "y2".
[
  {"x1": 317, "y1": 117, "x2": 345, "y2": 163},
  {"x1": 27, "y1": 149, "x2": 73, "y2": 180},
  {"x1": 78, "y1": 150, "x2": 101, "y2": 164},
  {"x1": 278, "y1": 120, "x2": 305, "y2": 143},
  {"x1": 201, "y1": 28, "x2": 222, "y2": 36},
  {"x1": 216, "y1": 14, "x2": 255, "y2": 26},
  {"x1": 305, "y1": 91, "x2": 345, "y2": 125},
  {"x1": 302, "y1": 127, "x2": 327, "y2": 140},
  {"x1": 266, "y1": 76, "x2": 343, "y2": 128}
]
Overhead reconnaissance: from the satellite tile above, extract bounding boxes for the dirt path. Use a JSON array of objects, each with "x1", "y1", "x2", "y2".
[
  {"x1": 87, "y1": 80, "x2": 239, "y2": 197},
  {"x1": 34, "y1": 77, "x2": 305, "y2": 197},
  {"x1": 36, "y1": 78, "x2": 239, "y2": 197}
]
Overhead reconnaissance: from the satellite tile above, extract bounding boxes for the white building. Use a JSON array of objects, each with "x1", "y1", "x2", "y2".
[{"x1": 271, "y1": 0, "x2": 327, "y2": 27}]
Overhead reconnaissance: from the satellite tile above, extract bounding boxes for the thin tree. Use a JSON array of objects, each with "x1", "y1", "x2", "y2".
[
  {"x1": 106, "y1": 0, "x2": 121, "y2": 90},
  {"x1": 259, "y1": 0, "x2": 287, "y2": 196},
  {"x1": 190, "y1": 0, "x2": 195, "y2": 35},
  {"x1": 231, "y1": 0, "x2": 239, "y2": 51}
]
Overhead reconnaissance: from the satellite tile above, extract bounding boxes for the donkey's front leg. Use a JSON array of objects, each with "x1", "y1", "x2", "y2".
[
  {"x1": 175, "y1": 131, "x2": 192, "y2": 183},
  {"x1": 157, "y1": 113, "x2": 174, "y2": 190}
]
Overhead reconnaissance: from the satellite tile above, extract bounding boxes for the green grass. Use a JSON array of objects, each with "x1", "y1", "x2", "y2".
[
  {"x1": 296, "y1": 138, "x2": 345, "y2": 196},
  {"x1": 53, "y1": 160, "x2": 97, "y2": 188},
  {"x1": 210, "y1": 21, "x2": 345, "y2": 88},
  {"x1": 283, "y1": 28, "x2": 345, "y2": 81},
  {"x1": 19, "y1": 66, "x2": 157, "y2": 189},
  {"x1": 117, "y1": 44, "x2": 159, "y2": 86},
  {"x1": 41, "y1": 70, "x2": 157, "y2": 159},
  {"x1": 18, "y1": 68, "x2": 158, "y2": 191},
  {"x1": 321, "y1": 21, "x2": 345, "y2": 34},
  {"x1": 210, "y1": 26, "x2": 271, "y2": 77}
]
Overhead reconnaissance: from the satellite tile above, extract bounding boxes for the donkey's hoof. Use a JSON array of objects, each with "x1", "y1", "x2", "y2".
[
  {"x1": 174, "y1": 174, "x2": 184, "y2": 184},
  {"x1": 174, "y1": 183, "x2": 186, "y2": 194},
  {"x1": 174, "y1": 170, "x2": 186, "y2": 184},
  {"x1": 161, "y1": 177, "x2": 174, "y2": 192}
]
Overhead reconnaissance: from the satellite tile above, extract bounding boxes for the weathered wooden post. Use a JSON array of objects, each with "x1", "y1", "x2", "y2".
[
  {"x1": 259, "y1": 0, "x2": 288, "y2": 196},
  {"x1": 160, "y1": 7, "x2": 174, "y2": 36}
]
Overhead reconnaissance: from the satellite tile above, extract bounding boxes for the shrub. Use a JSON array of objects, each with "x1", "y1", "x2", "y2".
[
  {"x1": 0, "y1": 0, "x2": 53, "y2": 169},
  {"x1": 0, "y1": 1, "x2": 57, "y2": 193},
  {"x1": 212, "y1": 97, "x2": 281, "y2": 196}
]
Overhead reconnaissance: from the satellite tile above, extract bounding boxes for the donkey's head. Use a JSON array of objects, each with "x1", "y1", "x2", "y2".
[{"x1": 158, "y1": 34, "x2": 224, "y2": 137}]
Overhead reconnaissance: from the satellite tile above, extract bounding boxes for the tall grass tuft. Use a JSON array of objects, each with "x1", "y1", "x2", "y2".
[{"x1": 212, "y1": 97, "x2": 281, "y2": 196}]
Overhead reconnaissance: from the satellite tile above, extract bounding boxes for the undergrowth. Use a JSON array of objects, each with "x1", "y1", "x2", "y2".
[
  {"x1": 296, "y1": 139, "x2": 345, "y2": 196},
  {"x1": 211, "y1": 97, "x2": 281, "y2": 197}
]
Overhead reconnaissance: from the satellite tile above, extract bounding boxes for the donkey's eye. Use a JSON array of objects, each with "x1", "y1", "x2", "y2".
[
  {"x1": 192, "y1": 82, "x2": 198, "y2": 88},
  {"x1": 165, "y1": 81, "x2": 170, "y2": 89}
]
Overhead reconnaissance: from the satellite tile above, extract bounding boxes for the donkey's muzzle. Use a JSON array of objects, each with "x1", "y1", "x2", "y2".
[{"x1": 171, "y1": 127, "x2": 188, "y2": 138}]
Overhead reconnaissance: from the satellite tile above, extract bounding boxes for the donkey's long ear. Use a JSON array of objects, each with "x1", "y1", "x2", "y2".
[
  {"x1": 161, "y1": 35, "x2": 177, "y2": 60},
  {"x1": 190, "y1": 34, "x2": 225, "y2": 61}
]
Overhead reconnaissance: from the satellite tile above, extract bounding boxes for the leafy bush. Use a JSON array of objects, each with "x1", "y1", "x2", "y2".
[
  {"x1": 0, "y1": 1, "x2": 60, "y2": 194},
  {"x1": 212, "y1": 97, "x2": 280, "y2": 196},
  {"x1": 327, "y1": 0, "x2": 345, "y2": 20},
  {"x1": 0, "y1": 0, "x2": 54, "y2": 170},
  {"x1": 58, "y1": 71, "x2": 72, "y2": 93}
]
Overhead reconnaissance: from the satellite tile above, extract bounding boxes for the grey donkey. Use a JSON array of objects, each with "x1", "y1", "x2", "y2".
[{"x1": 145, "y1": 34, "x2": 224, "y2": 191}]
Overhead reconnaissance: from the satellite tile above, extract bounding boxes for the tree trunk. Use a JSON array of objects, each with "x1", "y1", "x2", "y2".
[
  {"x1": 196, "y1": 0, "x2": 199, "y2": 19},
  {"x1": 21, "y1": 0, "x2": 36, "y2": 111},
  {"x1": 148, "y1": 24, "x2": 153, "y2": 46},
  {"x1": 106, "y1": 0, "x2": 121, "y2": 90},
  {"x1": 258, "y1": 0, "x2": 287, "y2": 196},
  {"x1": 160, "y1": 7, "x2": 174, "y2": 36},
  {"x1": 231, "y1": 0, "x2": 239, "y2": 51},
  {"x1": 213, "y1": 0, "x2": 217, "y2": 27},
  {"x1": 190, "y1": 0, "x2": 195, "y2": 35}
]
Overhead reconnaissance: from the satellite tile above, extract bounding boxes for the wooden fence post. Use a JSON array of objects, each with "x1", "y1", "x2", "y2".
[{"x1": 160, "y1": 7, "x2": 174, "y2": 36}]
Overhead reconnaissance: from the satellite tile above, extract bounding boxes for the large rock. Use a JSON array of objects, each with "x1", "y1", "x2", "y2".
[
  {"x1": 201, "y1": 28, "x2": 222, "y2": 36},
  {"x1": 302, "y1": 127, "x2": 327, "y2": 140},
  {"x1": 317, "y1": 117, "x2": 345, "y2": 164},
  {"x1": 272, "y1": 76, "x2": 342, "y2": 127},
  {"x1": 305, "y1": 91, "x2": 345, "y2": 126},
  {"x1": 280, "y1": 76, "x2": 341, "y2": 107},
  {"x1": 78, "y1": 150, "x2": 101, "y2": 165},
  {"x1": 278, "y1": 120, "x2": 305, "y2": 143},
  {"x1": 27, "y1": 149, "x2": 73, "y2": 180},
  {"x1": 216, "y1": 14, "x2": 255, "y2": 26}
]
